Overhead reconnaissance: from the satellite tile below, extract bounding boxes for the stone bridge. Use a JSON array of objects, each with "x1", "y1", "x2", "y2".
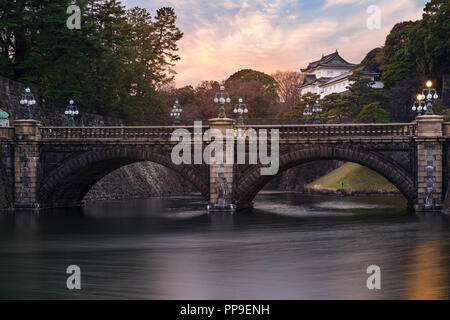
[{"x1": 0, "y1": 116, "x2": 449, "y2": 213}]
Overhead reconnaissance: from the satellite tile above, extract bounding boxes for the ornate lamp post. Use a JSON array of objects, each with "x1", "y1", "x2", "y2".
[
  {"x1": 170, "y1": 100, "x2": 182, "y2": 125},
  {"x1": 302, "y1": 103, "x2": 312, "y2": 123},
  {"x1": 420, "y1": 80, "x2": 439, "y2": 115},
  {"x1": 65, "y1": 100, "x2": 79, "y2": 127},
  {"x1": 233, "y1": 98, "x2": 248, "y2": 125},
  {"x1": 411, "y1": 93, "x2": 426, "y2": 116},
  {"x1": 214, "y1": 85, "x2": 231, "y2": 118},
  {"x1": 19, "y1": 87, "x2": 36, "y2": 119},
  {"x1": 312, "y1": 99, "x2": 323, "y2": 124}
]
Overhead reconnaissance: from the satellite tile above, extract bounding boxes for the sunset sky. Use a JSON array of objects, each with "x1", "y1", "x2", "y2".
[{"x1": 124, "y1": 0, "x2": 428, "y2": 88}]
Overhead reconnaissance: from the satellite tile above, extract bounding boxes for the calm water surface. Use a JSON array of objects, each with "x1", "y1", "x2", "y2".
[{"x1": 0, "y1": 193, "x2": 449, "y2": 299}]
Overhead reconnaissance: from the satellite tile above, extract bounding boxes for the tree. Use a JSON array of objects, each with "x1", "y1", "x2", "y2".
[
  {"x1": 285, "y1": 92, "x2": 319, "y2": 121},
  {"x1": 0, "y1": 1, "x2": 184, "y2": 123},
  {"x1": 321, "y1": 93, "x2": 350, "y2": 123},
  {"x1": 226, "y1": 69, "x2": 279, "y2": 118},
  {"x1": 410, "y1": 0, "x2": 450, "y2": 84},
  {"x1": 359, "y1": 48, "x2": 385, "y2": 74},
  {"x1": 354, "y1": 102, "x2": 390, "y2": 123},
  {"x1": 271, "y1": 70, "x2": 303, "y2": 106},
  {"x1": 381, "y1": 21, "x2": 420, "y2": 88},
  {"x1": 226, "y1": 69, "x2": 279, "y2": 99}
]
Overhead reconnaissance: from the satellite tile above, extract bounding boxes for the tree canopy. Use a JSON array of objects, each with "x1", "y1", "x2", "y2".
[{"x1": 0, "y1": 0, "x2": 183, "y2": 123}]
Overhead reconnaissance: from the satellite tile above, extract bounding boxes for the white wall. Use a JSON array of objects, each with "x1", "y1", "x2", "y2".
[{"x1": 310, "y1": 67, "x2": 352, "y2": 79}]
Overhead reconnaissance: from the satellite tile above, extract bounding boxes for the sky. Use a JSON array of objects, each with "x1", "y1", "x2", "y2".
[{"x1": 123, "y1": 0, "x2": 428, "y2": 88}]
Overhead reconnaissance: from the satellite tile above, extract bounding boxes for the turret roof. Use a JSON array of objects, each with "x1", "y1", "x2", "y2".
[
  {"x1": 0, "y1": 108, "x2": 9, "y2": 119},
  {"x1": 301, "y1": 50, "x2": 356, "y2": 72}
]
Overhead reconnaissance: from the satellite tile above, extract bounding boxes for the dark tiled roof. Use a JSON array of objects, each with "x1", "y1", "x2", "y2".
[
  {"x1": 297, "y1": 76, "x2": 332, "y2": 89},
  {"x1": 301, "y1": 50, "x2": 356, "y2": 72}
]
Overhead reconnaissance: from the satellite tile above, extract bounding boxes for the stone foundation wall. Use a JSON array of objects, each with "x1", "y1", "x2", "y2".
[{"x1": 84, "y1": 162, "x2": 197, "y2": 201}]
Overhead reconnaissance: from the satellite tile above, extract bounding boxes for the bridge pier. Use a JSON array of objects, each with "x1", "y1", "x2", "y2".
[
  {"x1": 415, "y1": 115, "x2": 445, "y2": 212},
  {"x1": 13, "y1": 119, "x2": 41, "y2": 208},
  {"x1": 208, "y1": 118, "x2": 236, "y2": 210}
]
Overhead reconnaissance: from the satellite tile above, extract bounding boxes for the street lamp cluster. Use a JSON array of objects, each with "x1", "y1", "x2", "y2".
[
  {"x1": 170, "y1": 100, "x2": 182, "y2": 125},
  {"x1": 19, "y1": 88, "x2": 36, "y2": 120},
  {"x1": 303, "y1": 99, "x2": 323, "y2": 124},
  {"x1": 19, "y1": 87, "x2": 81, "y2": 126},
  {"x1": 169, "y1": 86, "x2": 248, "y2": 125},
  {"x1": 214, "y1": 85, "x2": 249, "y2": 124},
  {"x1": 21, "y1": 81, "x2": 438, "y2": 127},
  {"x1": 214, "y1": 85, "x2": 232, "y2": 119},
  {"x1": 412, "y1": 81, "x2": 439, "y2": 116},
  {"x1": 233, "y1": 98, "x2": 248, "y2": 125},
  {"x1": 65, "y1": 100, "x2": 79, "y2": 127}
]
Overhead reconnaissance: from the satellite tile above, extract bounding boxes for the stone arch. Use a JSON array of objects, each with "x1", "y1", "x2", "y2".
[
  {"x1": 38, "y1": 147, "x2": 209, "y2": 208},
  {"x1": 235, "y1": 145, "x2": 415, "y2": 209}
]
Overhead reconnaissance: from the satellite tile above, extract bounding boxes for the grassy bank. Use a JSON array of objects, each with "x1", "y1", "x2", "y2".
[{"x1": 304, "y1": 162, "x2": 399, "y2": 195}]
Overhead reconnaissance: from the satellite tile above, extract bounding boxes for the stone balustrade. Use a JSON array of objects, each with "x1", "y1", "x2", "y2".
[
  {"x1": 0, "y1": 127, "x2": 14, "y2": 139},
  {"x1": 40, "y1": 125, "x2": 210, "y2": 140},
  {"x1": 237, "y1": 123, "x2": 417, "y2": 139}
]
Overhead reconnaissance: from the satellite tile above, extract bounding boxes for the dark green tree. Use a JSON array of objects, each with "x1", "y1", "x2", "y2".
[{"x1": 354, "y1": 102, "x2": 390, "y2": 123}]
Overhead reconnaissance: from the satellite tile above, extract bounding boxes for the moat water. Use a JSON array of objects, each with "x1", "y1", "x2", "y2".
[{"x1": 0, "y1": 193, "x2": 448, "y2": 299}]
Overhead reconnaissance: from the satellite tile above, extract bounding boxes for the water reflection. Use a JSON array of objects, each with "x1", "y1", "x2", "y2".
[{"x1": 0, "y1": 194, "x2": 448, "y2": 299}]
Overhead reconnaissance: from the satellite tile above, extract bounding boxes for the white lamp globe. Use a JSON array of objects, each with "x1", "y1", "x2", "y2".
[
  {"x1": 220, "y1": 97, "x2": 225, "y2": 103},
  {"x1": 244, "y1": 108, "x2": 248, "y2": 113},
  {"x1": 220, "y1": 86, "x2": 225, "y2": 91},
  {"x1": 427, "y1": 94, "x2": 432, "y2": 100},
  {"x1": 234, "y1": 108, "x2": 237, "y2": 113},
  {"x1": 412, "y1": 106, "x2": 416, "y2": 111},
  {"x1": 226, "y1": 97, "x2": 231, "y2": 103},
  {"x1": 25, "y1": 88, "x2": 31, "y2": 93},
  {"x1": 418, "y1": 106, "x2": 423, "y2": 111},
  {"x1": 214, "y1": 97, "x2": 219, "y2": 103},
  {"x1": 239, "y1": 98, "x2": 243, "y2": 103},
  {"x1": 433, "y1": 94, "x2": 438, "y2": 99}
]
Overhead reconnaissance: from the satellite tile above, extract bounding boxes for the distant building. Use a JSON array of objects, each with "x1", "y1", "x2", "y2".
[
  {"x1": 0, "y1": 108, "x2": 9, "y2": 127},
  {"x1": 297, "y1": 50, "x2": 383, "y2": 99}
]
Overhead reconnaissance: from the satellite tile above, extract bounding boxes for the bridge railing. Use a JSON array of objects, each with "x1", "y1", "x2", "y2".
[
  {"x1": 235, "y1": 123, "x2": 417, "y2": 139},
  {"x1": 0, "y1": 127, "x2": 14, "y2": 140},
  {"x1": 40, "y1": 126, "x2": 210, "y2": 140}
]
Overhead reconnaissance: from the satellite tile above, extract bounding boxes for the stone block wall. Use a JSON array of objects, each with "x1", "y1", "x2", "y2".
[
  {"x1": 0, "y1": 144, "x2": 14, "y2": 208},
  {"x1": 416, "y1": 142, "x2": 443, "y2": 209}
]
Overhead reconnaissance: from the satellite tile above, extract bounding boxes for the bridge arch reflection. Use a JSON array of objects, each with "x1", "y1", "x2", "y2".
[{"x1": 235, "y1": 145, "x2": 415, "y2": 210}]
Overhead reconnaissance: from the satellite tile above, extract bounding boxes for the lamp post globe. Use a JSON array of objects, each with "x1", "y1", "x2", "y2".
[
  {"x1": 312, "y1": 99, "x2": 322, "y2": 124},
  {"x1": 419, "y1": 80, "x2": 439, "y2": 116},
  {"x1": 214, "y1": 85, "x2": 231, "y2": 118},
  {"x1": 233, "y1": 97, "x2": 247, "y2": 125},
  {"x1": 171, "y1": 100, "x2": 182, "y2": 125},
  {"x1": 65, "y1": 99, "x2": 79, "y2": 127},
  {"x1": 19, "y1": 87, "x2": 36, "y2": 119}
]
